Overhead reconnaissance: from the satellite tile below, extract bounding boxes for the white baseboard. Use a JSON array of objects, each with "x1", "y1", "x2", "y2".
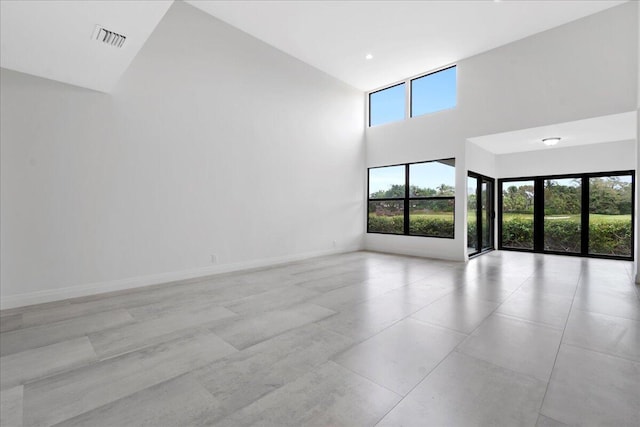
[{"x1": 0, "y1": 246, "x2": 361, "y2": 310}]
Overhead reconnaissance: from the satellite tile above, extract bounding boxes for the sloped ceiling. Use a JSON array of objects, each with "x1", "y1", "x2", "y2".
[
  {"x1": 186, "y1": 0, "x2": 627, "y2": 91},
  {"x1": 0, "y1": 0, "x2": 628, "y2": 93},
  {"x1": 0, "y1": 0, "x2": 173, "y2": 93}
]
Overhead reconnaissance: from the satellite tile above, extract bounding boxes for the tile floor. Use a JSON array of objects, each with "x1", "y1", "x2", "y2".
[{"x1": 0, "y1": 250, "x2": 638, "y2": 426}]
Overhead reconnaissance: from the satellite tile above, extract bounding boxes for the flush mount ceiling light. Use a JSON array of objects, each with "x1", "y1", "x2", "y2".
[
  {"x1": 542, "y1": 137, "x2": 561, "y2": 146},
  {"x1": 365, "y1": 54, "x2": 373, "y2": 60}
]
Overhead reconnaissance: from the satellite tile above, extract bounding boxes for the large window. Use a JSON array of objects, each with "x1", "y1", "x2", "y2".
[
  {"x1": 369, "y1": 83, "x2": 405, "y2": 127},
  {"x1": 368, "y1": 159, "x2": 455, "y2": 238},
  {"x1": 411, "y1": 66, "x2": 457, "y2": 117},
  {"x1": 368, "y1": 65, "x2": 457, "y2": 127},
  {"x1": 499, "y1": 171, "x2": 634, "y2": 260}
]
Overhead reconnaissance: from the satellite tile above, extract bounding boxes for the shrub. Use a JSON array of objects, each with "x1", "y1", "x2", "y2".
[
  {"x1": 502, "y1": 217, "x2": 534, "y2": 249},
  {"x1": 589, "y1": 221, "x2": 632, "y2": 256},
  {"x1": 409, "y1": 216, "x2": 454, "y2": 238},
  {"x1": 543, "y1": 220, "x2": 581, "y2": 252},
  {"x1": 368, "y1": 215, "x2": 454, "y2": 237},
  {"x1": 502, "y1": 217, "x2": 631, "y2": 256},
  {"x1": 368, "y1": 215, "x2": 403, "y2": 234}
]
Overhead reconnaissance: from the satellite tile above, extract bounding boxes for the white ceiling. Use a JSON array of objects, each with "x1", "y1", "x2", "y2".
[
  {"x1": 468, "y1": 112, "x2": 637, "y2": 155},
  {"x1": 0, "y1": 0, "x2": 172, "y2": 93},
  {"x1": 185, "y1": 0, "x2": 627, "y2": 91},
  {"x1": 0, "y1": 1, "x2": 627, "y2": 93}
]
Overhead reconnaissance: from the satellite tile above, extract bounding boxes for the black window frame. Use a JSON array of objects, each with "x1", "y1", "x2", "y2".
[
  {"x1": 367, "y1": 158, "x2": 456, "y2": 239},
  {"x1": 498, "y1": 170, "x2": 634, "y2": 261},
  {"x1": 467, "y1": 171, "x2": 495, "y2": 258},
  {"x1": 368, "y1": 82, "x2": 406, "y2": 127},
  {"x1": 410, "y1": 65, "x2": 457, "y2": 118}
]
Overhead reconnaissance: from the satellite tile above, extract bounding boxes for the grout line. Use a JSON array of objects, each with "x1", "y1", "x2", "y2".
[
  {"x1": 373, "y1": 267, "x2": 539, "y2": 425},
  {"x1": 560, "y1": 341, "x2": 640, "y2": 364},
  {"x1": 536, "y1": 269, "x2": 582, "y2": 413}
]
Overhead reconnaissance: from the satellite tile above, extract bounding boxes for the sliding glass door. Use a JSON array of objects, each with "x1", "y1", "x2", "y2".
[
  {"x1": 543, "y1": 178, "x2": 581, "y2": 254},
  {"x1": 468, "y1": 172, "x2": 494, "y2": 257},
  {"x1": 588, "y1": 175, "x2": 633, "y2": 257},
  {"x1": 499, "y1": 171, "x2": 634, "y2": 260}
]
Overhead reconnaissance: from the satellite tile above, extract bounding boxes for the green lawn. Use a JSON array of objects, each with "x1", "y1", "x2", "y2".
[{"x1": 501, "y1": 213, "x2": 630, "y2": 223}]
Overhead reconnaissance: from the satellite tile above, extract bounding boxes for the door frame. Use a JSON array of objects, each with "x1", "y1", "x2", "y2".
[{"x1": 468, "y1": 171, "x2": 495, "y2": 258}]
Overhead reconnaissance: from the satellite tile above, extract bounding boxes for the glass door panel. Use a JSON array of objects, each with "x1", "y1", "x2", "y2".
[
  {"x1": 501, "y1": 180, "x2": 535, "y2": 250},
  {"x1": 543, "y1": 178, "x2": 581, "y2": 253},
  {"x1": 468, "y1": 172, "x2": 494, "y2": 256},
  {"x1": 481, "y1": 180, "x2": 493, "y2": 251},
  {"x1": 467, "y1": 176, "x2": 478, "y2": 255},
  {"x1": 588, "y1": 175, "x2": 633, "y2": 257}
]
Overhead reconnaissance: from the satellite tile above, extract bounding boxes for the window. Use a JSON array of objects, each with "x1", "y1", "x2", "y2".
[
  {"x1": 411, "y1": 66, "x2": 457, "y2": 117},
  {"x1": 499, "y1": 171, "x2": 634, "y2": 260},
  {"x1": 369, "y1": 83, "x2": 405, "y2": 127},
  {"x1": 368, "y1": 159, "x2": 455, "y2": 238}
]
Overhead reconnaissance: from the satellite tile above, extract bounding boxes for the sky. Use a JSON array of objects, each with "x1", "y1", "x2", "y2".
[
  {"x1": 369, "y1": 161, "x2": 455, "y2": 195},
  {"x1": 369, "y1": 66, "x2": 456, "y2": 127}
]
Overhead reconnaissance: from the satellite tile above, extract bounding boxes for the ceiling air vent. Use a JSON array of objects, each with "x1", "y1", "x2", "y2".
[{"x1": 92, "y1": 25, "x2": 126, "y2": 48}]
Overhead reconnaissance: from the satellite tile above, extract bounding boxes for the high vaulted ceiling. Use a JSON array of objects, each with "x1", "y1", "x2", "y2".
[
  {"x1": 185, "y1": 0, "x2": 626, "y2": 91},
  {"x1": 0, "y1": 0, "x2": 627, "y2": 93},
  {"x1": 0, "y1": 0, "x2": 173, "y2": 92}
]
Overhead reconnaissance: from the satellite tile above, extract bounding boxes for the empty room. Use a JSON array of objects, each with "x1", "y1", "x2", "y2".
[{"x1": 1, "y1": 0, "x2": 639, "y2": 426}]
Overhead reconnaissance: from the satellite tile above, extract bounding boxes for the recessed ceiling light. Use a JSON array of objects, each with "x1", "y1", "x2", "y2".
[
  {"x1": 542, "y1": 137, "x2": 561, "y2": 146},
  {"x1": 365, "y1": 54, "x2": 373, "y2": 60}
]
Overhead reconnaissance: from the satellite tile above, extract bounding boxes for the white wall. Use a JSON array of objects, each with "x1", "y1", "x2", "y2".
[
  {"x1": 365, "y1": 2, "x2": 638, "y2": 261},
  {"x1": 0, "y1": 1, "x2": 365, "y2": 308},
  {"x1": 497, "y1": 140, "x2": 636, "y2": 179}
]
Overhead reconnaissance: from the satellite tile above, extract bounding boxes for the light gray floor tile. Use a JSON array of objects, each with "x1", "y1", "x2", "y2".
[
  {"x1": 23, "y1": 329, "x2": 236, "y2": 427},
  {"x1": 20, "y1": 303, "x2": 123, "y2": 329},
  {"x1": 308, "y1": 280, "x2": 408, "y2": 312},
  {"x1": 333, "y1": 318, "x2": 465, "y2": 395},
  {"x1": 472, "y1": 273, "x2": 532, "y2": 291},
  {"x1": 212, "y1": 303, "x2": 335, "y2": 350},
  {"x1": 194, "y1": 323, "x2": 354, "y2": 420},
  {"x1": 297, "y1": 274, "x2": 359, "y2": 292},
  {"x1": 0, "y1": 251, "x2": 635, "y2": 427},
  {"x1": 0, "y1": 309, "x2": 134, "y2": 357},
  {"x1": 377, "y1": 351, "x2": 546, "y2": 427},
  {"x1": 0, "y1": 385, "x2": 23, "y2": 427},
  {"x1": 412, "y1": 292, "x2": 499, "y2": 334},
  {"x1": 316, "y1": 293, "x2": 422, "y2": 341},
  {"x1": 540, "y1": 344, "x2": 640, "y2": 427},
  {"x1": 458, "y1": 314, "x2": 563, "y2": 381},
  {"x1": 376, "y1": 283, "x2": 456, "y2": 309},
  {"x1": 452, "y1": 280, "x2": 513, "y2": 303},
  {"x1": 88, "y1": 305, "x2": 236, "y2": 358},
  {"x1": 53, "y1": 374, "x2": 222, "y2": 427},
  {"x1": 214, "y1": 361, "x2": 401, "y2": 427},
  {"x1": 536, "y1": 414, "x2": 569, "y2": 427},
  {"x1": 517, "y1": 275, "x2": 579, "y2": 298},
  {"x1": 572, "y1": 289, "x2": 640, "y2": 321},
  {"x1": 496, "y1": 289, "x2": 573, "y2": 329},
  {"x1": 0, "y1": 314, "x2": 22, "y2": 333},
  {"x1": 563, "y1": 309, "x2": 640, "y2": 361},
  {"x1": 0, "y1": 337, "x2": 96, "y2": 390},
  {"x1": 122, "y1": 293, "x2": 228, "y2": 321},
  {"x1": 222, "y1": 285, "x2": 319, "y2": 315}
]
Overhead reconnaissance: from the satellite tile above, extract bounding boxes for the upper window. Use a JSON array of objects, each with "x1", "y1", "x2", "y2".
[
  {"x1": 368, "y1": 65, "x2": 457, "y2": 127},
  {"x1": 369, "y1": 83, "x2": 405, "y2": 127},
  {"x1": 411, "y1": 66, "x2": 457, "y2": 117}
]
